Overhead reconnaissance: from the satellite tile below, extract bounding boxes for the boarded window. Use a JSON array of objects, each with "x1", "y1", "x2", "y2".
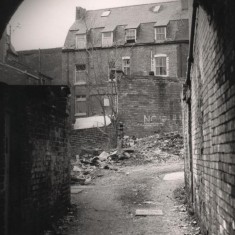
[{"x1": 75, "y1": 95, "x2": 87, "y2": 116}]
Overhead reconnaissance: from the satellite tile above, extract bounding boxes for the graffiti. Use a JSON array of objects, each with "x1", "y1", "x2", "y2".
[
  {"x1": 144, "y1": 115, "x2": 165, "y2": 125},
  {"x1": 144, "y1": 114, "x2": 181, "y2": 126}
]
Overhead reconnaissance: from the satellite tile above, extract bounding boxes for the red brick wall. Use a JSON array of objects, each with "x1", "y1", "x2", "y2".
[
  {"x1": 119, "y1": 76, "x2": 183, "y2": 137},
  {"x1": 184, "y1": 1, "x2": 235, "y2": 234}
]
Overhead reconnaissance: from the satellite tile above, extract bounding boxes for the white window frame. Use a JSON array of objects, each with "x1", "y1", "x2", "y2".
[
  {"x1": 154, "y1": 54, "x2": 169, "y2": 77},
  {"x1": 76, "y1": 34, "x2": 86, "y2": 49},
  {"x1": 75, "y1": 95, "x2": 87, "y2": 116},
  {"x1": 125, "y1": 29, "x2": 136, "y2": 43},
  {"x1": 102, "y1": 32, "x2": 113, "y2": 47},
  {"x1": 122, "y1": 56, "x2": 130, "y2": 76},
  {"x1": 75, "y1": 64, "x2": 87, "y2": 85},
  {"x1": 155, "y1": 27, "x2": 166, "y2": 41}
]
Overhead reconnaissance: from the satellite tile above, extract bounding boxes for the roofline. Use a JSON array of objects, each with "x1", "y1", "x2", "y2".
[
  {"x1": 18, "y1": 47, "x2": 62, "y2": 54},
  {"x1": 0, "y1": 62, "x2": 40, "y2": 80},
  {"x1": 62, "y1": 39, "x2": 189, "y2": 52},
  {"x1": 82, "y1": 0, "x2": 179, "y2": 12},
  {"x1": 0, "y1": 62, "x2": 54, "y2": 81}
]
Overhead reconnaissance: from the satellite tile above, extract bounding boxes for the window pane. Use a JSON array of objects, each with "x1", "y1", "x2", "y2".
[
  {"x1": 155, "y1": 27, "x2": 166, "y2": 41},
  {"x1": 126, "y1": 29, "x2": 136, "y2": 41},
  {"x1": 156, "y1": 67, "x2": 160, "y2": 75},
  {"x1": 76, "y1": 64, "x2": 86, "y2": 71},
  {"x1": 155, "y1": 56, "x2": 167, "y2": 76},
  {"x1": 75, "y1": 65, "x2": 86, "y2": 83}
]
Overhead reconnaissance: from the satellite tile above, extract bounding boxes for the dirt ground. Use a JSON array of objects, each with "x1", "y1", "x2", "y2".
[{"x1": 56, "y1": 160, "x2": 200, "y2": 235}]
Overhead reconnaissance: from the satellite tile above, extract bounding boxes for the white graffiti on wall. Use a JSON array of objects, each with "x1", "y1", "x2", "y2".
[{"x1": 144, "y1": 114, "x2": 180, "y2": 126}]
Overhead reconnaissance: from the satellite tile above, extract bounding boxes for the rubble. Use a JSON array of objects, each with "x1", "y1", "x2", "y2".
[{"x1": 71, "y1": 132, "x2": 184, "y2": 186}]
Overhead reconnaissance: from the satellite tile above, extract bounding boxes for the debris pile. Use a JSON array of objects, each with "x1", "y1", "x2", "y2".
[
  {"x1": 125, "y1": 132, "x2": 184, "y2": 163},
  {"x1": 71, "y1": 133, "x2": 184, "y2": 185}
]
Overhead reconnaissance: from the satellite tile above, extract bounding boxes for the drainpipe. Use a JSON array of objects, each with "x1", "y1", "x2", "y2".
[
  {"x1": 186, "y1": 0, "x2": 199, "y2": 85},
  {"x1": 185, "y1": 0, "x2": 199, "y2": 206}
]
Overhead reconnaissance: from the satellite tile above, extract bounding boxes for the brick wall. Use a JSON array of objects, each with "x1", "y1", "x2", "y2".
[
  {"x1": 0, "y1": 85, "x2": 71, "y2": 235},
  {"x1": 119, "y1": 75, "x2": 183, "y2": 137},
  {"x1": 62, "y1": 43, "x2": 189, "y2": 119},
  {"x1": 183, "y1": 1, "x2": 235, "y2": 234},
  {"x1": 70, "y1": 125, "x2": 116, "y2": 156}
]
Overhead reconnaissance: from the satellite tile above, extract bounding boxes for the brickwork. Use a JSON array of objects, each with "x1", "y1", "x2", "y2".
[
  {"x1": 71, "y1": 125, "x2": 116, "y2": 156},
  {"x1": 119, "y1": 75, "x2": 183, "y2": 137},
  {"x1": 62, "y1": 43, "x2": 189, "y2": 119},
  {"x1": 0, "y1": 86, "x2": 71, "y2": 235},
  {"x1": 183, "y1": 1, "x2": 235, "y2": 234}
]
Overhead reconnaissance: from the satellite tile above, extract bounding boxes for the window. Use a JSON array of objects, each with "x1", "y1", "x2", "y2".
[
  {"x1": 122, "y1": 57, "x2": 130, "y2": 76},
  {"x1": 76, "y1": 34, "x2": 86, "y2": 49},
  {"x1": 155, "y1": 27, "x2": 166, "y2": 41},
  {"x1": 125, "y1": 29, "x2": 136, "y2": 43},
  {"x1": 154, "y1": 54, "x2": 169, "y2": 76},
  {"x1": 102, "y1": 32, "x2": 113, "y2": 47},
  {"x1": 75, "y1": 95, "x2": 87, "y2": 116},
  {"x1": 75, "y1": 64, "x2": 86, "y2": 84},
  {"x1": 153, "y1": 5, "x2": 161, "y2": 12},
  {"x1": 101, "y1": 10, "x2": 111, "y2": 17}
]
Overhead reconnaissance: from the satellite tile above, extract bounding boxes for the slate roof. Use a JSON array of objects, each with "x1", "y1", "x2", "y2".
[{"x1": 69, "y1": 1, "x2": 188, "y2": 33}]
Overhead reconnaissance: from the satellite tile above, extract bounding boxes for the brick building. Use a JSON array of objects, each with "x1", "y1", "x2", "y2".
[
  {"x1": 183, "y1": 0, "x2": 235, "y2": 234},
  {"x1": 18, "y1": 48, "x2": 63, "y2": 85},
  {"x1": 0, "y1": 30, "x2": 53, "y2": 85},
  {"x1": 62, "y1": 0, "x2": 189, "y2": 131},
  {"x1": 0, "y1": 30, "x2": 71, "y2": 235}
]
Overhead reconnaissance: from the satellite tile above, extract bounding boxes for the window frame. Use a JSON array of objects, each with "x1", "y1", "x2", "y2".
[
  {"x1": 75, "y1": 95, "x2": 87, "y2": 117},
  {"x1": 155, "y1": 27, "x2": 166, "y2": 41},
  {"x1": 102, "y1": 31, "x2": 113, "y2": 47},
  {"x1": 122, "y1": 56, "x2": 131, "y2": 76},
  {"x1": 76, "y1": 34, "x2": 87, "y2": 49},
  {"x1": 125, "y1": 29, "x2": 137, "y2": 43},
  {"x1": 75, "y1": 64, "x2": 87, "y2": 85},
  {"x1": 154, "y1": 54, "x2": 169, "y2": 77}
]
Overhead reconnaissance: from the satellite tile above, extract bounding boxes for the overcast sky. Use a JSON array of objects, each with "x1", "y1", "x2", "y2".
[{"x1": 9, "y1": 0, "x2": 177, "y2": 51}]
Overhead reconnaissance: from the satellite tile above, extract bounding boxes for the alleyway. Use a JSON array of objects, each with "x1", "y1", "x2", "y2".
[{"x1": 54, "y1": 160, "x2": 200, "y2": 235}]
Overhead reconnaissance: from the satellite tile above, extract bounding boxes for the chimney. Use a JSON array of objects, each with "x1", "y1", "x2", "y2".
[
  {"x1": 76, "y1": 7, "x2": 86, "y2": 20},
  {"x1": 181, "y1": 0, "x2": 188, "y2": 10}
]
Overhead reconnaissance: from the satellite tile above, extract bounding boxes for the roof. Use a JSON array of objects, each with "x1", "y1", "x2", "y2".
[{"x1": 69, "y1": 1, "x2": 188, "y2": 33}]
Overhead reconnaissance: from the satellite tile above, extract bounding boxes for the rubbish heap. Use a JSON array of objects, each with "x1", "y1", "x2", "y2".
[
  {"x1": 71, "y1": 132, "x2": 184, "y2": 185},
  {"x1": 127, "y1": 132, "x2": 184, "y2": 163}
]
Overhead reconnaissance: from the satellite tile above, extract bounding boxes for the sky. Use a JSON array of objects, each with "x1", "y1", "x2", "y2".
[{"x1": 9, "y1": 0, "x2": 177, "y2": 51}]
